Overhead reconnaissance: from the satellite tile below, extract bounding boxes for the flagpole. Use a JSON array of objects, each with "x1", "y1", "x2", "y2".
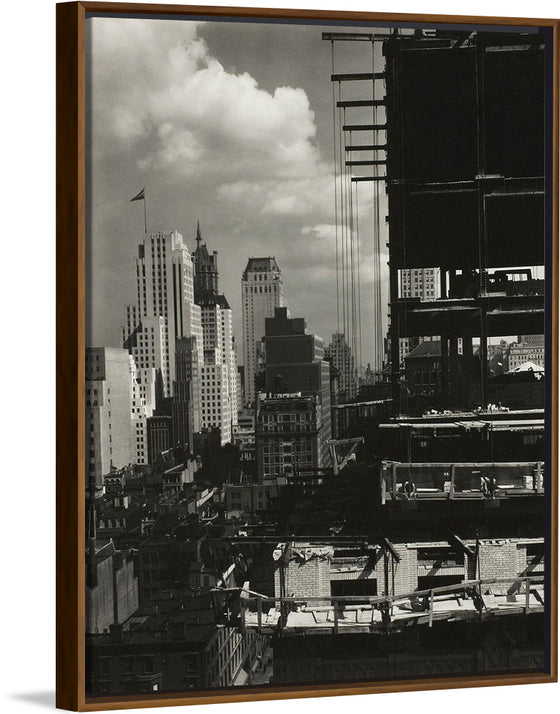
[{"x1": 130, "y1": 188, "x2": 147, "y2": 235}]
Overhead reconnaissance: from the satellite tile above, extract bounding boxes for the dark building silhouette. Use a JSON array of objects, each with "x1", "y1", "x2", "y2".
[
  {"x1": 147, "y1": 415, "x2": 173, "y2": 465},
  {"x1": 172, "y1": 336, "x2": 200, "y2": 453},
  {"x1": 383, "y1": 31, "x2": 545, "y2": 409},
  {"x1": 86, "y1": 601, "x2": 267, "y2": 695},
  {"x1": 256, "y1": 307, "x2": 332, "y2": 479},
  {"x1": 191, "y1": 223, "x2": 237, "y2": 445},
  {"x1": 404, "y1": 340, "x2": 442, "y2": 396},
  {"x1": 192, "y1": 221, "x2": 219, "y2": 298}
]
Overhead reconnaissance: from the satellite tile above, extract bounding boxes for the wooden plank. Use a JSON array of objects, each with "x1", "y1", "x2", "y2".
[{"x1": 449, "y1": 534, "x2": 476, "y2": 558}]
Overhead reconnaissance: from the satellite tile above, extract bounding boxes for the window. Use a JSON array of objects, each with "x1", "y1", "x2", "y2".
[{"x1": 184, "y1": 654, "x2": 198, "y2": 673}]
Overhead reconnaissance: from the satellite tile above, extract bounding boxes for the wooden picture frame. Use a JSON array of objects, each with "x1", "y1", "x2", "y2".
[{"x1": 57, "y1": 2, "x2": 559, "y2": 710}]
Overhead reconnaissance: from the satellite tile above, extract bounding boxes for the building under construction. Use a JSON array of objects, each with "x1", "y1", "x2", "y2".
[
  {"x1": 224, "y1": 26, "x2": 550, "y2": 685},
  {"x1": 384, "y1": 30, "x2": 545, "y2": 410},
  {"x1": 84, "y1": 24, "x2": 552, "y2": 697}
]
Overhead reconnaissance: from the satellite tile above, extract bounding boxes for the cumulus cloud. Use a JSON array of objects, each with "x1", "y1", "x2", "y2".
[
  {"x1": 217, "y1": 172, "x2": 334, "y2": 217},
  {"x1": 88, "y1": 16, "x2": 390, "y2": 358},
  {"x1": 90, "y1": 17, "x2": 327, "y2": 201}
]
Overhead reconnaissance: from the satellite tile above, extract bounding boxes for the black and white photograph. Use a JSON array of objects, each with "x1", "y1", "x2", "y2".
[{"x1": 83, "y1": 6, "x2": 552, "y2": 700}]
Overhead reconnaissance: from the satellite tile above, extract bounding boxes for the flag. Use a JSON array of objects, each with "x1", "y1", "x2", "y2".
[{"x1": 130, "y1": 188, "x2": 145, "y2": 202}]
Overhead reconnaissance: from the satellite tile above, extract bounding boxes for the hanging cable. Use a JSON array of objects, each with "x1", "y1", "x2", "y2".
[
  {"x1": 331, "y1": 42, "x2": 341, "y2": 336},
  {"x1": 343, "y1": 112, "x2": 352, "y2": 348},
  {"x1": 355, "y1": 181, "x2": 363, "y2": 378},
  {"x1": 348, "y1": 139, "x2": 357, "y2": 366},
  {"x1": 372, "y1": 36, "x2": 384, "y2": 375},
  {"x1": 338, "y1": 95, "x2": 348, "y2": 344}
]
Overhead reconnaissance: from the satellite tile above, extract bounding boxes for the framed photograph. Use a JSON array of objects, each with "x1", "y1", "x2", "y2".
[{"x1": 56, "y1": 2, "x2": 559, "y2": 710}]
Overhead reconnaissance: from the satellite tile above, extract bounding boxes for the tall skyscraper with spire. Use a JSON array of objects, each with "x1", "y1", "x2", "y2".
[
  {"x1": 241, "y1": 257, "x2": 283, "y2": 405},
  {"x1": 193, "y1": 224, "x2": 238, "y2": 445},
  {"x1": 122, "y1": 230, "x2": 203, "y2": 399}
]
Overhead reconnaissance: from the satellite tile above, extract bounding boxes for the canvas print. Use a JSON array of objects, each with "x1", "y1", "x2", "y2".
[{"x1": 84, "y1": 10, "x2": 550, "y2": 698}]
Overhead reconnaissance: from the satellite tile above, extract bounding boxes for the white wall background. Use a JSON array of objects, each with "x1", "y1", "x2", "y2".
[{"x1": 0, "y1": 0, "x2": 557, "y2": 712}]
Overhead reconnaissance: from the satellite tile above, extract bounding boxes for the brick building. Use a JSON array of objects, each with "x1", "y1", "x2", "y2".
[{"x1": 271, "y1": 537, "x2": 543, "y2": 601}]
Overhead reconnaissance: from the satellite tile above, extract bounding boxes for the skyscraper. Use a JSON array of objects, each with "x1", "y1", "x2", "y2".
[
  {"x1": 325, "y1": 333, "x2": 357, "y2": 402},
  {"x1": 241, "y1": 257, "x2": 283, "y2": 405},
  {"x1": 193, "y1": 226, "x2": 237, "y2": 445},
  {"x1": 255, "y1": 307, "x2": 332, "y2": 480},
  {"x1": 122, "y1": 230, "x2": 203, "y2": 399}
]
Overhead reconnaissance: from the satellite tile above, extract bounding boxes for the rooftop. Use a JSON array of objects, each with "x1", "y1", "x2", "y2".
[
  {"x1": 243, "y1": 257, "x2": 281, "y2": 277},
  {"x1": 405, "y1": 341, "x2": 441, "y2": 359}
]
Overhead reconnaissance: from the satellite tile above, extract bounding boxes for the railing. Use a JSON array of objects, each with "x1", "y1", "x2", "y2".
[
  {"x1": 239, "y1": 576, "x2": 545, "y2": 634},
  {"x1": 381, "y1": 461, "x2": 544, "y2": 503}
]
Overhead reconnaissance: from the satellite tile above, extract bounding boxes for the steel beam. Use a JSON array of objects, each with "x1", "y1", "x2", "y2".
[
  {"x1": 351, "y1": 176, "x2": 387, "y2": 182},
  {"x1": 345, "y1": 144, "x2": 387, "y2": 151},
  {"x1": 337, "y1": 99, "x2": 385, "y2": 107},
  {"x1": 343, "y1": 123, "x2": 387, "y2": 131},
  {"x1": 331, "y1": 72, "x2": 385, "y2": 82},
  {"x1": 346, "y1": 160, "x2": 386, "y2": 166}
]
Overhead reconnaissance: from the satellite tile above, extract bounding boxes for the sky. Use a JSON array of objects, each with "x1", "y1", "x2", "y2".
[{"x1": 85, "y1": 14, "x2": 391, "y2": 365}]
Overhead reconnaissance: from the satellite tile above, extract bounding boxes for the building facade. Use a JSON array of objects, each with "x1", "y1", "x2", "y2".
[
  {"x1": 172, "y1": 337, "x2": 200, "y2": 453},
  {"x1": 508, "y1": 342, "x2": 545, "y2": 371},
  {"x1": 325, "y1": 333, "x2": 357, "y2": 402},
  {"x1": 130, "y1": 365, "x2": 157, "y2": 466},
  {"x1": 86, "y1": 538, "x2": 139, "y2": 635},
  {"x1": 404, "y1": 340, "x2": 442, "y2": 396},
  {"x1": 193, "y1": 228, "x2": 238, "y2": 446},
  {"x1": 256, "y1": 394, "x2": 324, "y2": 480},
  {"x1": 86, "y1": 617, "x2": 267, "y2": 696},
  {"x1": 398, "y1": 268, "x2": 441, "y2": 364},
  {"x1": 241, "y1": 257, "x2": 283, "y2": 405},
  {"x1": 255, "y1": 307, "x2": 332, "y2": 479},
  {"x1": 122, "y1": 230, "x2": 203, "y2": 399},
  {"x1": 86, "y1": 348, "x2": 138, "y2": 489},
  {"x1": 147, "y1": 415, "x2": 173, "y2": 465}
]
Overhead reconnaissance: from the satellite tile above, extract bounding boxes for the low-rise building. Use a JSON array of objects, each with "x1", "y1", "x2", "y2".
[
  {"x1": 224, "y1": 479, "x2": 285, "y2": 517},
  {"x1": 86, "y1": 538, "x2": 139, "y2": 635},
  {"x1": 256, "y1": 394, "x2": 324, "y2": 480},
  {"x1": 86, "y1": 601, "x2": 268, "y2": 696},
  {"x1": 507, "y1": 342, "x2": 545, "y2": 371}
]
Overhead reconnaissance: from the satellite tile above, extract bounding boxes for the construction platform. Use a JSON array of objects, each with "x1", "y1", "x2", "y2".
[{"x1": 240, "y1": 577, "x2": 544, "y2": 635}]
